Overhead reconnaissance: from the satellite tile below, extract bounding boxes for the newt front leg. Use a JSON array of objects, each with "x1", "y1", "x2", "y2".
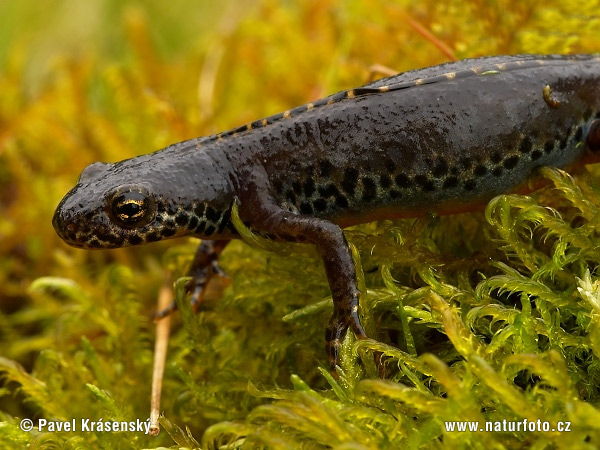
[
  {"x1": 237, "y1": 168, "x2": 368, "y2": 369},
  {"x1": 155, "y1": 239, "x2": 229, "y2": 319}
]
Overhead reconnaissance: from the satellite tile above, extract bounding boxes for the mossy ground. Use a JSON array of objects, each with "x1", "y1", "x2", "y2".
[{"x1": 2, "y1": 0, "x2": 600, "y2": 448}]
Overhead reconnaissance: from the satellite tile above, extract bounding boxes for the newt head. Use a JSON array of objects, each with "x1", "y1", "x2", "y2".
[
  {"x1": 53, "y1": 144, "x2": 237, "y2": 249},
  {"x1": 52, "y1": 160, "x2": 162, "y2": 249}
]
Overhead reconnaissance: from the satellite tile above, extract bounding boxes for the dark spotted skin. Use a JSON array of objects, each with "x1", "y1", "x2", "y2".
[{"x1": 53, "y1": 54, "x2": 600, "y2": 370}]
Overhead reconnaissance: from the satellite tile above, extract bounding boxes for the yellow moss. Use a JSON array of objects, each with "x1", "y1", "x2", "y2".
[{"x1": 2, "y1": 0, "x2": 600, "y2": 448}]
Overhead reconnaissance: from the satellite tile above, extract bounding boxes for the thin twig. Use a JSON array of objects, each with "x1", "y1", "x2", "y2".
[
  {"x1": 149, "y1": 281, "x2": 173, "y2": 436},
  {"x1": 405, "y1": 12, "x2": 456, "y2": 61}
]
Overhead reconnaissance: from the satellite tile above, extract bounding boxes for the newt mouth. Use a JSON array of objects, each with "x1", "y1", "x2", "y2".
[{"x1": 52, "y1": 208, "x2": 83, "y2": 247}]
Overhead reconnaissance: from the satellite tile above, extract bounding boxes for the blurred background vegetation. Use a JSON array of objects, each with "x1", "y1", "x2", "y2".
[{"x1": 1, "y1": 0, "x2": 600, "y2": 448}]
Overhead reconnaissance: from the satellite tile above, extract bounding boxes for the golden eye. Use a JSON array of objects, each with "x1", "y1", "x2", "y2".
[{"x1": 109, "y1": 189, "x2": 155, "y2": 228}]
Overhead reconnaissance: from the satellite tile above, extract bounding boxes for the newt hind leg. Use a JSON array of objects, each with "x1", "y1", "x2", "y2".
[{"x1": 154, "y1": 239, "x2": 229, "y2": 319}]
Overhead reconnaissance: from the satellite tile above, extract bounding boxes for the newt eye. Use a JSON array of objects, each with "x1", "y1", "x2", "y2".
[{"x1": 109, "y1": 188, "x2": 156, "y2": 228}]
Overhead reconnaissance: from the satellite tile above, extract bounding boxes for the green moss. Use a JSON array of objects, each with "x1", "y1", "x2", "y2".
[{"x1": 2, "y1": 0, "x2": 600, "y2": 448}]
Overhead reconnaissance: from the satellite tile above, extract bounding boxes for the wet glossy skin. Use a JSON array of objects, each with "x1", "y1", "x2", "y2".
[{"x1": 53, "y1": 54, "x2": 600, "y2": 369}]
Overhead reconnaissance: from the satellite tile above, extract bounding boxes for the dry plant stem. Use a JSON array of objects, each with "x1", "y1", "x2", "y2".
[
  {"x1": 367, "y1": 64, "x2": 399, "y2": 81},
  {"x1": 149, "y1": 282, "x2": 173, "y2": 436},
  {"x1": 403, "y1": 11, "x2": 456, "y2": 60}
]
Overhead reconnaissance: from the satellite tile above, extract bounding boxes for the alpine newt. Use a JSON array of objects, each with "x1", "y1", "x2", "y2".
[{"x1": 53, "y1": 54, "x2": 600, "y2": 370}]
